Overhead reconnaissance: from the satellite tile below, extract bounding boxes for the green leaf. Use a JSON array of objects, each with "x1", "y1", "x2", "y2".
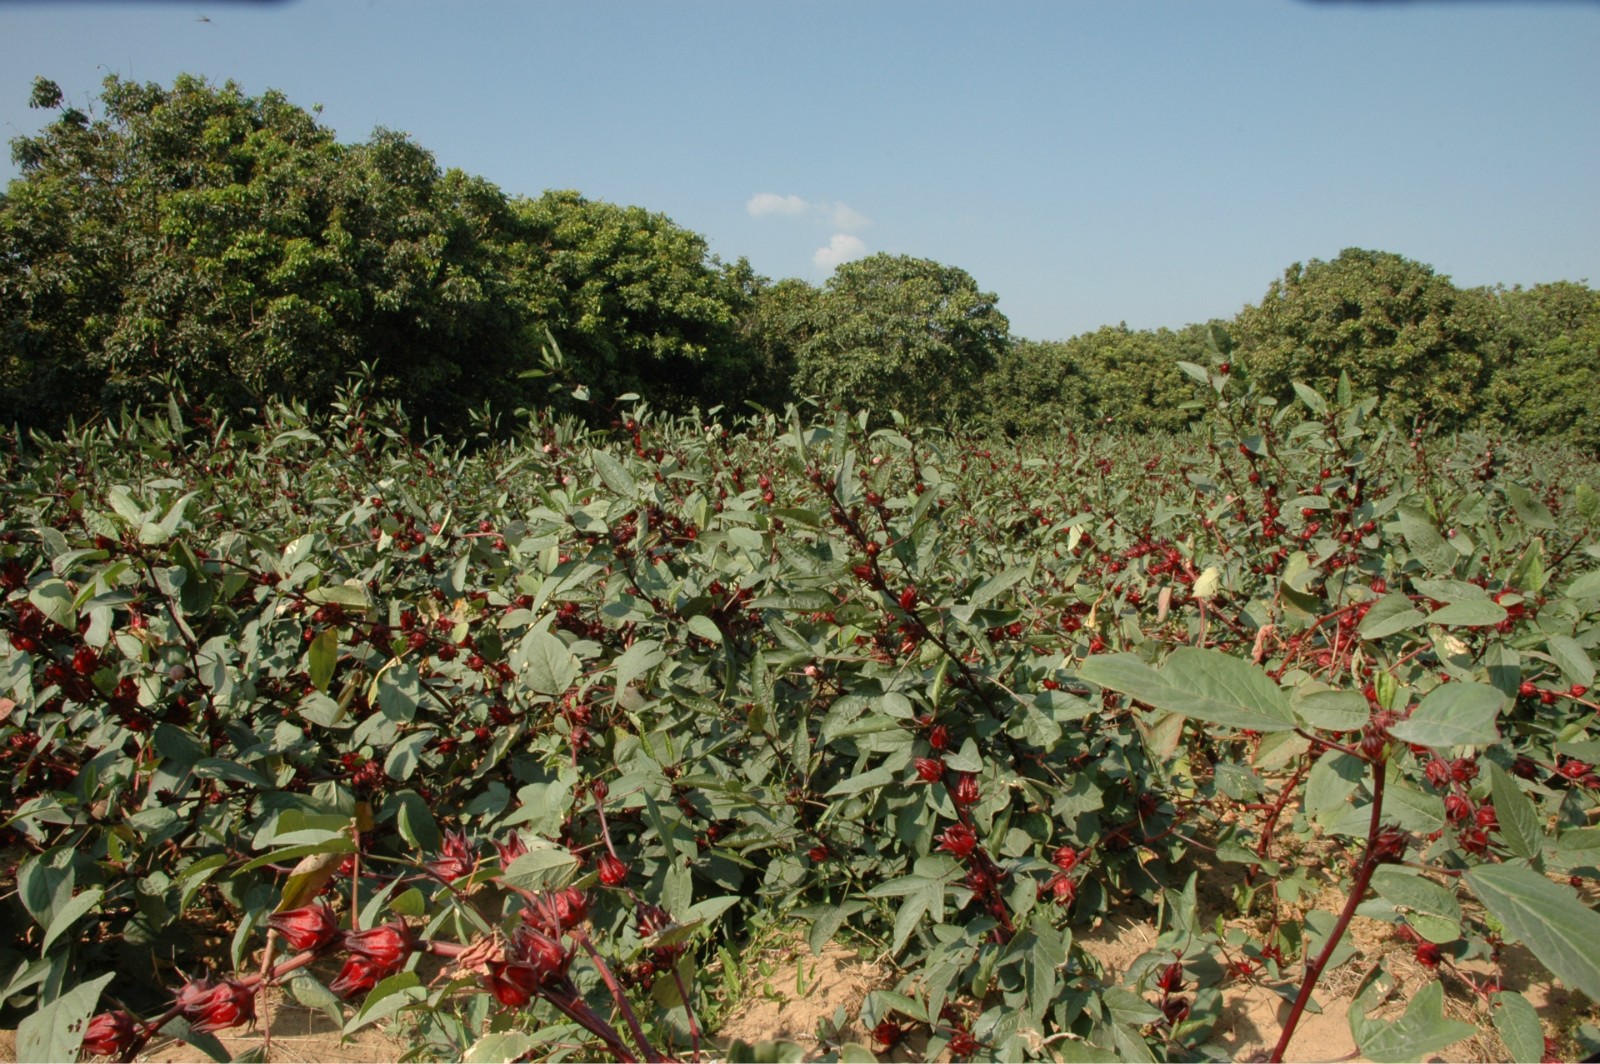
[
  {"x1": 1352, "y1": 979, "x2": 1475, "y2": 1062},
  {"x1": 969, "y1": 565, "x2": 1030, "y2": 607},
  {"x1": 592, "y1": 450, "x2": 639, "y2": 498},
  {"x1": 1467, "y1": 863, "x2": 1600, "y2": 1003},
  {"x1": 1371, "y1": 868, "x2": 1462, "y2": 944},
  {"x1": 500, "y1": 845, "x2": 579, "y2": 890},
  {"x1": 1359, "y1": 593, "x2": 1427, "y2": 640},
  {"x1": 307, "y1": 627, "x2": 338, "y2": 692},
  {"x1": 1292, "y1": 381, "x2": 1328, "y2": 415},
  {"x1": 823, "y1": 765, "x2": 898, "y2": 799},
  {"x1": 465, "y1": 1033, "x2": 537, "y2": 1063},
  {"x1": 687, "y1": 614, "x2": 723, "y2": 644},
  {"x1": 1491, "y1": 990, "x2": 1543, "y2": 1064},
  {"x1": 517, "y1": 628, "x2": 579, "y2": 695},
  {"x1": 1305, "y1": 752, "x2": 1366, "y2": 819},
  {"x1": 1080, "y1": 648, "x2": 1294, "y2": 733},
  {"x1": 39, "y1": 888, "x2": 104, "y2": 955},
  {"x1": 305, "y1": 584, "x2": 372, "y2": 611},
  {"x1": 27, "y1": 579, "x2": 75, "y2": 631},
  {"x1": 1546, "y1": 634, "x2": 1596, "y2": 688},
  {"x1": 1386, "y1": 682, "x2": 1503, "y2": 749},
  {"x1": 393, "y1": 791, "x2": 440, "y2": 852},
  {"x1": 1506, "y1": 482, "x2": 1558, "y2": 530},
  {"x1": 1486, "y1": 761, "x2": 1542, "y2": 861},
  {"x1": 192, "y1": 757, "x2": 276, "y2": 789},
  {"x1": 1294, "y1": 687, "x2": 1369, "y2": 731},
  {"x1": 160, "y1": 1016, "x2": 232, "y2": 1062},
  {"x1": 344, "y1": 971, "x2": 425, "y2": 1034},
  {"x1": 375, "y1": 662, "x2": 420, "y2": 722},
  {"x1": 383, "y1": 730, "x2": 434, "y2": 781},
  {"x1": 1395, "y1": 505, "x2": 1457, "y2": 575},
  {"x1": 236, "y1": 840, "x2": 355, "y2": 876},
  {"x1": 1425, "y1": 599, "x2": 1507, "y2": 627},
  {"x1": 613, "y1": 638, "x2": 664, "y2": 701},
  {"x1": 16, "y1": 973, "x2": 114, "y2": 1064}
]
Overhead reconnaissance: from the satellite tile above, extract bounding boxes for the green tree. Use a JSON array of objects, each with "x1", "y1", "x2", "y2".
[
  {"x1": 976, "y1": 338, "x2": 1094, "y2": 438},
  {"x1": 507, "y1": 190, "x2": 757, "y2": 412},
  {"x1": 1231, "y1": 248, "x2": 1491, "y2": 429},
  {"x1": 977, "y1": 323, "x2": 1214, "y2": 438},
  {"x1": 1, "y1": 74, "x2": 533, "y2": 430},
  {"x1": 794, "y1": 253, "x2": 1010, "y2": 424},
  {"x1": 1066, "y1": 323, "x2": 1209, "y2": 433},
  {"x1": 732, "y1": 274, "x2": 817, "y2": 412},
  {"x1": 1479, "y1": 281, "x2": 1600, "y2": 450}
]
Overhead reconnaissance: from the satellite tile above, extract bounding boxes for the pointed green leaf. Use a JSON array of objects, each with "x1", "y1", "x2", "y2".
[
  {"x1": 344, "y1": 971, "x2": 425, "y2": 1034},
  {"x1": 518, "y1": 628, "x2": 579, "y2": 695},
  {"x1": 39, "y1": 888, "x2": 104, "y2": 954},
  {"x1": 591, "y1": 451, "x2": 639, "y2": 498},
  {"x1": 1386, "y1": 682, "x2": 1503, "y2": 749},
  {"x1": 1426, "y1": 599, "x2": 1507, "y2": 627},
  {"x1": 1491, "y1": 990, "x2": 1543, "y2": 1064},
  {"x1": 1395, "y1": 505, "x2": 1456, "y2": 574},
  {"x1": 307, "y1": 627, "x2": 338, "y2": 692},
  {"x1": 1486, "y1": 761, "x2": 1542, "y2": 861},
  {"x1": 28, "y1": 579, "x2": 75, "y2": 631},
  {"x1": 1467, "y1": 863, "x2": 1600, "y2": 1003},
  {"x1": 1359, "y1": 593, "x2": 1427, "y2": 640},
  {"x1": 1080, "y1": 648, "x2": 1294, "y2": 733},
  {"x1": 1353, "y1": 979, "x2": 1475, "y2": 1062},
  {"x1": 824, "y1": 765, "x2": 898, "y2": 799},
  {"x1": 1371, "y1": 868, "x2": 1462, "y2": 944},
  {"x1": 15, "y1": 973, "x2": 114, "y2": 1064},
  {"x1": 969, "y1": 565, "x2": 1030, "y2": 607},
  {"x1": 1546, "y1": 634, "x2": 1595, "y2": 689},
  {"x1": 1506, "y1": 482, "x2": 1558, "y2": 530},
  {"x1": 613, "y1": 638, "x2": 665, "y2": 701},
  {"x1": 1294, "y1": 687, "x2": 1369, "y2": 731}
]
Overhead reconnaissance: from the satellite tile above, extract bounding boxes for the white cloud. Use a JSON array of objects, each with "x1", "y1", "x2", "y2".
[
  {"x1": 747, "y1": 193, "x2": 872, "y2": 232},
  {"x1": 829, "y1": 203, "x2": 872, "y2": 232},
  {"x1": 813, "y1": 233, "x2": 867, "y2": 271},
  {"x1": 747, "y1": 193, "x2": 809, "y2": 217}
]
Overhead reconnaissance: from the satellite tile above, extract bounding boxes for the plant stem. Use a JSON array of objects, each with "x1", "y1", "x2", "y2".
[
  {"x1": 672, "y1": 965, "x2": 702, "y2": 1062},
  {"x1": 568, "y1": 929, "x2": 663, "y2": 1063},
  {"x1": 1268, "y1": 763, "x2": 1387, "y2": 1063}
]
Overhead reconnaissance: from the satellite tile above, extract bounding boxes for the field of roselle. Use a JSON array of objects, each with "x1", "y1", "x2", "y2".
[{"x1": 4, "y1": 368, "x2": 1600, "y2": 1062}]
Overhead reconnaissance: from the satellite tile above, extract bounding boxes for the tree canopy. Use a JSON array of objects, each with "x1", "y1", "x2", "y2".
[
  {"x1": 793, "y1": 253, "x2": 1010, "y2": 425},
  {"x1": 1231, "y1": 248, "x2": 1492, "y2": 430},
  {"x1": 0, "y1": 75, "x2": 534, "y2": 429},
  {"x1": 2, "y1": 76, "x2": 1596, "y2": 448}
]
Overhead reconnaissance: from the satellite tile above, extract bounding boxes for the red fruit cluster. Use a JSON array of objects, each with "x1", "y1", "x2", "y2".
[
  {"x1": 428, "y1": 831, "x2": 476, "y2": 882},
  {"x1": 81, "y1": 1010, "x2": 142, "y2": 1059},
  {"x1": 597, "y1": 852, "x2": 629, "y2": 886},
  {"x1": 637, "y1": 902, "x2": 687, "y2": 963},
  {"x1": 175, "y1": 976, "x2": 256, "y2": 1034},
  {"x1": 950, "y1": 772, "x2": 980, "y2": 807},
  {"x1": 936, "y1": 822, "x2": 978, "y2": 858},
  {"x1": 331, "y1": 922, "x2": 413, "y2": 998},
  {"x1": 265, "y1": 901, "x2": 340, "y2": 952}
]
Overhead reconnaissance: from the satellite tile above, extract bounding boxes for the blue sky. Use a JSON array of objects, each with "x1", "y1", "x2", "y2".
[{"x1": 2, "y1": 0, "x2": 1596, "y2": 341}]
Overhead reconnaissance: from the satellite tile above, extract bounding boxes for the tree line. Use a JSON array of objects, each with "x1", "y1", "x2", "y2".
[{"x1": 3, "y1": 74, "x2": 1597, "y2": 446}]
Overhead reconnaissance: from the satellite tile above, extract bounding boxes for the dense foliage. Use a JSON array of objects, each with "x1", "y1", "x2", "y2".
[
  {"x1": 5, "y1": 75, "x2": 1599, "y2": 449},
  {"x1": 3, "y1": 363, "x2": 1600, "y2": 1062}
]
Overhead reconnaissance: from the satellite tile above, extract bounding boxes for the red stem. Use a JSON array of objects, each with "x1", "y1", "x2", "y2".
[
  {"x1": 1269, "y1": 764, "x2": 1387, "y2": 1063},
  {"x1": 568, "y1": 928, "x2": 665, "y2": 1063}
]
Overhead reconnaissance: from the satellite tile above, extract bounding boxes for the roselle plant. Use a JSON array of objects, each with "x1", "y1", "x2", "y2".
[{"x1": 2, "y1": 368, "x2": 1599, "y2": 1061}]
